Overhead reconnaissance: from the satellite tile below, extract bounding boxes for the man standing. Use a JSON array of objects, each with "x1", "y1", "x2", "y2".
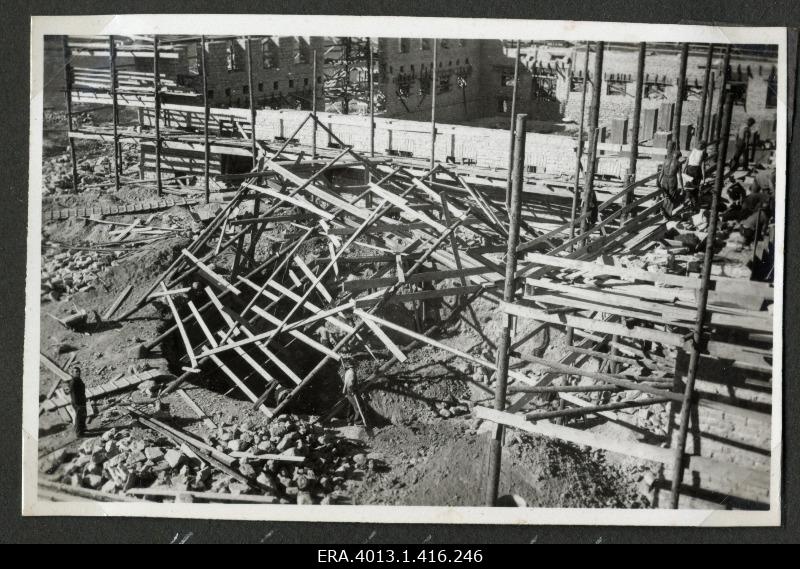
[
  {"x1": 684, "y1": 141, "x2": 708, "y2": 211},
  {"x1": 657, "y1": 141, "x2": 683, "y2": 219},
  {"x1": 731, "y1": 117, "x2": 755, "y2": 171},
  {"x1": 341, "y1": 357, "x2": 363, "y2": 425},
  {"x1": 68, "y1": 366, "x2": 87, "y2": 437}
]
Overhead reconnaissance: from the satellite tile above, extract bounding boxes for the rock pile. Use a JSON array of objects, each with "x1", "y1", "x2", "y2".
[
  {"x1": 42, "y1": 144, "x2": 140, "y2": 196},
  {"x1": 203, "y1": 415, "x2": 383, "y2": 504},
  {"x1": 41, "y1": 249, "x2": 116, "y2": 299},
  {"x1": 44, "y1": 414, "x2": 380, "y2": 504},
  {"x1": 433, "y1": 398, "x2": 471, "y2": 419}
]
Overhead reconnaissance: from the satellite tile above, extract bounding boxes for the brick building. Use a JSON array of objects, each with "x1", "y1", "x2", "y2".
[{"x1": 140, "y1": 36, "x2": 327, "y2": 111}]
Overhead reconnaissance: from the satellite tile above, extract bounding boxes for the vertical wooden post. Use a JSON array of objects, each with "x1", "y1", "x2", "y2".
[
  {"x1": 579, "y1": 41, "x2": 603, "y2": 241},
  {"x1": 62, "y1": 36, "x2": 79, "y2": 193},
  {"x1": 430, "y1": 39, "x2": 438, "y2": 174},
  {"x1": 697, "y1": 44, "x2": 714, "y2": 144},
  {"x1": 109, "y1": 35, "x2": 120, "y2": 192},
  {"x1": 505, "y1": 40, "x2": 521, "y2": 208},
  {"x1": 246, "y1": 36, "x2": 257, "y2": 169},
  {"x1": 669, "y1": 92, "x2": 734, "y2": 509},
  {"x1": 365, "y1": 38, "x2": 375, "y2": 208},
  {"x1": 154, "y1": 35, "x2": 163, "y2": 197},
  {"x1": 201, "y1": 35, "x2": 210, "y2": 204},
  {"x1": 713, "y1": 45, "x2": 732, "y2": 145},
  {"x1": 369, "y1": 38, "x2": 375, "y2": 160},
  {"x1": 312, "y1": 48, "x2": 318, "y2": 158},
  {"x1": 568, "y1": 42, "x2": 590, "y2": 248},
  {"x1": 703, "y1": 72, "x2": 715, "y2": 144},
  {"x1": 625, "y1": 42, "x2": 646, "y2": 215},
  {"x1": 485, "y1": 113, "x2": 527, "y2": 507},
  {"x1": 672, "y1": 43, "x2": 689, "y2": 149}
]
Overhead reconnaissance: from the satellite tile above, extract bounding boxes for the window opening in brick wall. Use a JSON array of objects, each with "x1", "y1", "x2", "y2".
[
  {"x1": 226, "y1": 40, "x2": 243, "y2": 72},
  {"x1": 261, "y1": 38, "x2": 280, "y2": 70}
]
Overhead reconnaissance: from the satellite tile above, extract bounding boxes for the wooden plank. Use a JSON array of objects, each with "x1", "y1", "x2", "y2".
[
  {"x1": 360, "y1": 315, "x2": 408, "y2": 362},
  {"x1": 526, "y1": 278, "x2": 697, "y2": 322},
  {"x1": 294, "y1": 255, "x2": 332, "y2": 303},
  {"x1": 102, "y1": 284, "x2": 133, "y2": 320},
  {"x1": 126, "y1": 488, "x2": 279, "y2": 503},
  {"x1": 181, "y1": 249, "x2": 241, "y2": 295},
  {"x1": 353, "y1": 308, "x2": 533, "y2": 385},
  {"x1": 474, "y1": 406, "x2": 769, "y2": 490},
  {"x1": 354, "y1": 284, "x2": 485, "y2": 308},
  {"x1": 202, "y1": 287, "x2": 281, "y2": 386},
  {"x1": 243, "y1": 181, "x2": 334, "y2": 221},
  {"x1": 710, "y1": 311, "x2": 773, "y2": 333},
  {"x1": 40, "y1": 353, "x2": 71, "y2": 382},
  {"x1": 176, "y1": 388, "x2": 217, "y2": 430},
  {"x1": 342, "y1": 266, "x2": 495, "y2": 292},
  {"x1": 501, "y1": 300, "x2": 689, "y2": 349},
  {"x1": 161, "y1": 283, "x2": 198, "y2": 369}
]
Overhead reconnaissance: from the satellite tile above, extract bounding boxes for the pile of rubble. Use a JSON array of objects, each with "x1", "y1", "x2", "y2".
[
  {"x1": 41, "y1": 249, "x2": 116, "y2": 300},
  {"x1": 42, "y1": 144, "x2": 140, "y2": 196},
  {"x1": 44, "y1": 414, "x2": 384, "y2": 504}
]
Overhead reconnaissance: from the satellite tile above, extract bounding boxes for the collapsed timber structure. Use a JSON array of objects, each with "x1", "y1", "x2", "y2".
[{"x1": 45, "y1": 35, "x2": 775, "y2": 509}]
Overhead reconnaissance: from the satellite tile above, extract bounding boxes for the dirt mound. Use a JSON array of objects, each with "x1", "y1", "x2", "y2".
[{"x1": 348, "y1": 420, "x2": 651, "y2": 508}]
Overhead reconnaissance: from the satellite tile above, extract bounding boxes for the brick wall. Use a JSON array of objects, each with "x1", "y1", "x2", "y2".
[
  {"x1": 655, "y1": 351, "x2": 773, "y2": 509},
  {"x1": 560, "y1": 47, "x2": 779, "y2": 141},
  {"x1": 136, "y1": 37, "x2": 326, "y2": 110},
  {"x1": 377, "y1": 38, "x2": 484, "y2": 123}
]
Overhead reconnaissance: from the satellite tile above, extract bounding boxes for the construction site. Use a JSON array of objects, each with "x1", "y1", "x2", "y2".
[{"x1": 35, "y1": 35, "x2": 778, "y2": 511}]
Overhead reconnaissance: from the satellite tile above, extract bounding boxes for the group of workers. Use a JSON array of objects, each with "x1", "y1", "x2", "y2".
[{"x1": 657, "y1": 116, "x2": 775, "y2": 245}]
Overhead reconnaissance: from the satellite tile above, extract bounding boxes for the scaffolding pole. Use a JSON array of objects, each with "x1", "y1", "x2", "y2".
[
  {"x1": 568, "y1": 42, "x2": 591, "y2": 248},
  {"x1": 505, "y1": 40, "x2": 521, "y2": 209},
  {"x1": 703, "y1": 72, "x2": 716, "y2": 145},
  {"x1": 62, "y1": 36, "x2": 79, "y2": 194},
  {"x1": 246, "y1": 36, "x2": 257, "y2": 169},
  {"x1": 430, "y1": 39, "x2": 438, "y2": 175},
  {"x1": 669, "y1": 91, "x2": 734, "y2": 509},
  {"x1": 154, "y1": 35, "x2": 163, "y2": 197},
  {"x1": 579, "y1": 41, "x2": 604, "y2": 242},
  {"x1": 624, "y1": 42, "x2": 646, "y2": 216},
  {"x1": 485, "y1": 113, "x2": 527, "y2": 507},
  {"x1": 697, "y1": 44, "x2": 714, "y2": 144},
  {"x1": 109, "y1": 36, "x2": 120, "y2": 192},
  {"x1": 312, "y1": 49, "x2": 318, "y2": 159},
  {"x1": 672, "y1": 43, "x2": 689, "y2": 149},
  {"x1": 713, "y1": 45, "x2": 732, "y2": 146},
  {"x1": 201, "y1": 35, "x2": 210, "y2": 204}
]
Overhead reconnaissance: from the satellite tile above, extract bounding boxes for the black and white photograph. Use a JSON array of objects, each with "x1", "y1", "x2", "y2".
[{"x1": 22, "y1": 15, "x2": 787, "y2": 526}]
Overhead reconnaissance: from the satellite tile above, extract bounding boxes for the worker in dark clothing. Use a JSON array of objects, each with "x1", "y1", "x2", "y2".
[
  {"x1": 68, "y1": 366, "x2": 87, "y2": 437},
  {"x1": 730, "y1": 118, "x2": 755, "y2": 172},
  {"x1": 657, "y1": 141, "x2": 683, "y2": 219},
  {"x1": 186, "y1": 280, "x2": 204, "y2": 306},
  {"x1": 341, "y1": 357, "x2": 364, "y2": 425}
]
